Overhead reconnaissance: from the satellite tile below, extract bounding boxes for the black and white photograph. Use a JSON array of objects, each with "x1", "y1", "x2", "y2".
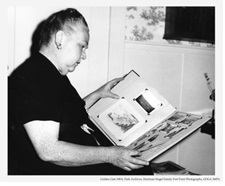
[
  {"x1": 108, "y1": 105, "x2": 139, "y2": 133},
  {"x1": 179, "y1": 115, "x2": 202, "y2": 126},
  {"x1": 135, "y1": 89, "x2": 162, "y2": 114},
  {"x1": 99, "y1": 98, "x2": 145, "y2": 141},
  {"x1": 1, "y1": 0, "x2": 224, "y2": 183},
  {"x1": 167, "y1": 112, "x2": 187, "y2": 122}
]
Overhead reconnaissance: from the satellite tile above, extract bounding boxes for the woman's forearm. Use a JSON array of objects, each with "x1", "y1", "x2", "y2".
[
  {"x1": 43, "y1": 140, "x2": 109, "y2": 167},
  {"x1": 83, "y1": 89, "x2": 101, "y2": 109},
  {"x1": 40, "y1": 139, "x2": 149, "y2": 171}
]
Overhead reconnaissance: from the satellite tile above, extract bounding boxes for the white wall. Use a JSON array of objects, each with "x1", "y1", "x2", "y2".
[{"x1": 8, "y1": 6, "x2": 215, "y2": 175}]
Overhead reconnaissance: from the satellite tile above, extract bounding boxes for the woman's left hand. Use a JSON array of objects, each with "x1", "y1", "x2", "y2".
[
  {"x1": 97, "y1": 77, "x2": 124, "y2": 99},
  {"x1": 83, "y1": 77, "x2": 124, "y2": 109}
]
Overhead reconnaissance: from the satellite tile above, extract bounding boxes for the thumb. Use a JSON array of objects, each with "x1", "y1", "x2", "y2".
[
  {"x1": 131, "y1": 150, "x2": 142, "y2": 157},
  {"x1": 108, "y1": 91, "x2": 120, "y2": 99}
]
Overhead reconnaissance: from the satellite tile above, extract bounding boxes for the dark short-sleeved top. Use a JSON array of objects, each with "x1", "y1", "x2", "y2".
[{"x1": 8, "y1": 53, "x2": 153, "y2": 175}]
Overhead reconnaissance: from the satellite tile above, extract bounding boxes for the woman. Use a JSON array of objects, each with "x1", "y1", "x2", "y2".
[{"x1": 8, "y1": 8, "x2": 153, "y2": 175}]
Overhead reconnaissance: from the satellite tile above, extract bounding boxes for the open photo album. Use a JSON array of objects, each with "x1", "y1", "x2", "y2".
[{"x1": 87, "y1": 70, "x2": 211, "y2": 161}]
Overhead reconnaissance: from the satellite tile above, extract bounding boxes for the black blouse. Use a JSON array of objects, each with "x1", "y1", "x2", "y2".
[
  {"x1": 8, "y1": 53, "x2": 153, "y2": 175},
  {"x1": 8, "y1": 53, "x2": 100, "y2": 174}
]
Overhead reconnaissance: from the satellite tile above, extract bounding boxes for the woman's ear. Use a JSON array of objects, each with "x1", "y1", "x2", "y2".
[{"x1": 55, "y1": 30, "x2": 64, "y2": 49}]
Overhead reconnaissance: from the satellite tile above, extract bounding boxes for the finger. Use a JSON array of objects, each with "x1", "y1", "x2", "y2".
[
  {"x1": 130, "y1": 157, "x2": 149, "y2": 166},
  {"x1": 108, "y1": 91, "x2": 120, "y2": 99},
  {"x1": 109, "y1": 77, "x2": 124, "y2": 87},
  {"x1": 127, "y1": 151, "x2": 149, "y2": 166},
  {"x1": 123, "y1": 161, "x2": 145, "y2": 170},
  {"x1": 123, "y1": 167, "x2": 132, "y2": 171},
  {"x1": 111, "y1": 77, "x2": 124, "y2": 83},
  {"x1": 130, "y1": 149, "x2": 142, "y2": 157},
  {"x1": 123, "y1": 149, "x2": 149, "y2": 166}
]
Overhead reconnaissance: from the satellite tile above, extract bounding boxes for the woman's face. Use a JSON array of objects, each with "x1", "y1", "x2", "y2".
[{"x1": 57, "y1": 29, "x2": 89, "y2": 75}]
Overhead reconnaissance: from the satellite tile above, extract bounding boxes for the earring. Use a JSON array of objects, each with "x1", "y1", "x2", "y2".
[{"x1": 56, "y1": 43, "x2": 62, "y2": 49}]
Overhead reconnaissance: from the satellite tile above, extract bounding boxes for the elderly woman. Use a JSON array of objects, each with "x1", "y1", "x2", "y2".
[{"x1": 8, "y1": 8, "x2": 153, "y2": 175}]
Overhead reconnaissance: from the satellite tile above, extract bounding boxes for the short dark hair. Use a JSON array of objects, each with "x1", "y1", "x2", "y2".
[{"x1": 39, "y1": 8, "x2": 88, "y2": 48}]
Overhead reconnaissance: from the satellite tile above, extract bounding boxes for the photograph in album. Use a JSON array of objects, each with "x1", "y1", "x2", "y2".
[{"x1": 99, "y1": 98, "x2": 146, "y2": 140}]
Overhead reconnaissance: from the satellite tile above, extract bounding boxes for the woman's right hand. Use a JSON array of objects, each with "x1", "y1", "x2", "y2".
[{"x1": 105, "y1": 146, "x2": 149, "y2": 171}]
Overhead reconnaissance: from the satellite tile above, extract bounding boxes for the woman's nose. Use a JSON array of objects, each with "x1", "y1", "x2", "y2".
[{"x1": 81, "y1": 50, "x2": 86, "y2": 60}]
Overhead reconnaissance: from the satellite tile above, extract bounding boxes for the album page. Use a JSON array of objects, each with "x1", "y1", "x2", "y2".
[{"x1": 88, "y1": 70, "x2": 210, "y2": 160}]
